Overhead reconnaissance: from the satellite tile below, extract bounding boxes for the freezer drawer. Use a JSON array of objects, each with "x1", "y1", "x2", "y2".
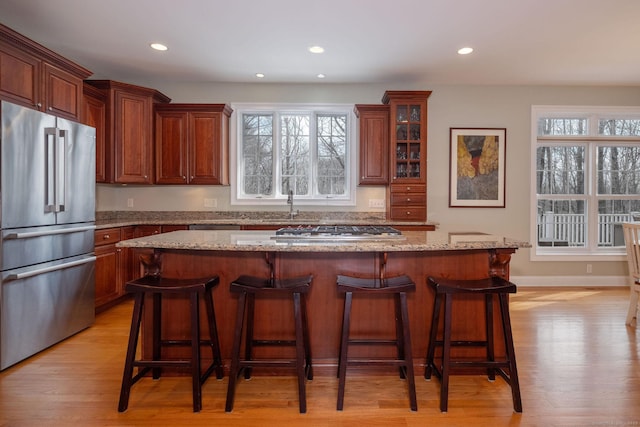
[
  {"x1": 1, "y1": 254, "x2": 95, "y2": 370},
  {"x1": 1, "y1": 223, "x2": 95, "y2": 271}
]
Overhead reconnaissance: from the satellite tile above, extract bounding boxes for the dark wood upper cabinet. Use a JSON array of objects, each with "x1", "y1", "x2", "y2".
[
  {"x1": 82, "y1": 83, "x2": 107, "y2": 182},
  {"x1": 155, "y1": 103, "x2": 232, "y2": 185},
  {"x1": 0, "y1": 23, "x2": 91, "y2": 120},
  {"x1": 382, "y1": 90, "x2": 431, "y2": 221},
  {"x1": 355, "y1": 104, "x2": 390, "y2": 185},
  {"x1": 84, "y1": 80, "x2": 171, "y2": 184}
]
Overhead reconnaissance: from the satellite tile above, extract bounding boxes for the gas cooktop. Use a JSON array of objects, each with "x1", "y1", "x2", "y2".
[{"x1": 273, "y1": 225, "x2": 405, "y2": 241}]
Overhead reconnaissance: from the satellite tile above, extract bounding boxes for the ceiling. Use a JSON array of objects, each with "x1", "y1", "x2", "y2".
[{"x1": 1, "y1": 0, "x2": 639, "y2": 86}]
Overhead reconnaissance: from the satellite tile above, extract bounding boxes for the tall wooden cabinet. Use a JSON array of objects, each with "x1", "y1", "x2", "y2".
[
  {"x1": 382, "y1": 91, "x2": 432, "y2": 221},
  {"x1": 0, "y1": 23, "x2": 91, "y2": 120},
  {"x1": 354, "y1": 104, "x2": 389, "y2": 185},
  {"x1": 81, "y1": 83, "x2": 107, "y2": 182},
  {"x1": 84, "y1": 80, "x2": 171, "y2": 184},
  {"x1": 155, "y1": 103, "x2": 232, "y2": 185}
]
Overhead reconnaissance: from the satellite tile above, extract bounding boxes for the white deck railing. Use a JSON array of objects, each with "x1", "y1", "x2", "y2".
[{"x1": 538, "y1": 212, "x2": 633, "y2": 246}]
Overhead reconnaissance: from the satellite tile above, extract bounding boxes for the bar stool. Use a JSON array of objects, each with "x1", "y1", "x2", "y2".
[
  {"x1": 225, "y1": 269, "x2": 313, "y2": 414},
  {"x1": 424, "y1": 275, "x2": 522, "y2": 413},
  {"x1": 118, "y1": 274, "x2": 224, "y2": 412},
  {"x1": 336, "y1": 274, "x2": 417, "y2": 411}
]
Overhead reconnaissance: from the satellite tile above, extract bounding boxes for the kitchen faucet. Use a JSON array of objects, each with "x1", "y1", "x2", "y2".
[{"x1": 287, "y1": 190, "x2": 299, "y2": 220}]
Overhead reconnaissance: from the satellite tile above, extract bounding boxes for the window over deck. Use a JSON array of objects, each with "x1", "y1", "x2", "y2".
[{"x1": 531, "y1": 106, "x2": 640, "y2": 260}]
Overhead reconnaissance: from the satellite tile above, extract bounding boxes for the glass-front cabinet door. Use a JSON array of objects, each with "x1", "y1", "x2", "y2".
[{"x1": 383, "y1": 91, "x2": 431, "y2": 221}]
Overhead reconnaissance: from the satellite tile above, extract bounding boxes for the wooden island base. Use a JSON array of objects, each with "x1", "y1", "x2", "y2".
[{"x1": 136, "y1": 247, "x2": 516, "y2": 375}]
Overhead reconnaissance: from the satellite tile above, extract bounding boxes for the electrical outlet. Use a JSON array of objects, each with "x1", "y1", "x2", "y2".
[
  {"x1": 127, "y1": 198, "x2": 134, "y2": 208},
  {"x1": 204, "y1": 198, "x2": 217, "y2": 208},
  {"x1": 368, "y1": 199, "x2": 385, "y2": 208},
  {"x1": 586, "y1": 264, "x2": 592, "y2": 274}
]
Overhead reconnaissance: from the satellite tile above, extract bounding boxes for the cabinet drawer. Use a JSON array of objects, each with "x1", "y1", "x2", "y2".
[
  {"x1": 95, "y1": 228, "x2": 121, "y2": 246},
  {"x1": 391, "y1": 192, "x2": 426, "y2": 206},
  {"x1": 390, "y1": 183, "x2": 426, "y2": 193},
  {"x1": 390, "y1": 207, "x2": 427, "y2": 221}
]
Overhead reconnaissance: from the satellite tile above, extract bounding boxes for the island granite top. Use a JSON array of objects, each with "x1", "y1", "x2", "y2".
[{"x1": 116, "y1": 229, "x2": 530, "y2": 253}]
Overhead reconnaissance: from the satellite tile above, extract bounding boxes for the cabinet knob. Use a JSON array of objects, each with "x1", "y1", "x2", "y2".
[
  {"x1": 103, "y1": 234, "x2": 110, "y2": 239},
  {"x1": 36, "y1": 102, "x2": 42, "y2": 108},
  {"x1": 406, "y1": 186, "x2": 411, "y2": 191},
  {"x1": 406, "y1": 198, "x2": 411, "y2": 202},
  {"x1": 406, "y1": 211, "x2": 411, "y2": 215},
  {"x1": 182, "y1": 176, "x2": 186, "y2": 180},
  {"x1": 144, "y1": 175, "x2": 148, "y2": 179}
]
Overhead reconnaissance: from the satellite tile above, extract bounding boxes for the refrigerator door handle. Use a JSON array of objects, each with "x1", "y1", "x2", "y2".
[
  {"x1": 44, "y1": 127, "x2": 57, "y2": 213},
  {"x1": 55, "y1": 128, "x2": 67, "y2": 213},
  {"x1": 4, "y1": 256, "x2": 96, "y2": 281},
  {"x1": 4, "y1": 225, "x2": 96, "y2": 240}
]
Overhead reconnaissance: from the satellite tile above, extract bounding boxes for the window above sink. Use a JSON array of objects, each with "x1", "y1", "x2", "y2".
[{"x1": 230, "y1": 103, "x2": 357, "y2": 206}]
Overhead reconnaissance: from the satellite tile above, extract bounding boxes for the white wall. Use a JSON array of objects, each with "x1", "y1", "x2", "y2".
[{"x1": 97, "y1": 80, "x2": 640, "y2": 282}]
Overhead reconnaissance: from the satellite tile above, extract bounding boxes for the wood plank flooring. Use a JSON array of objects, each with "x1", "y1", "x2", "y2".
[{"x1": 1, "y1": 287, "x2": 639, "y2": 426}]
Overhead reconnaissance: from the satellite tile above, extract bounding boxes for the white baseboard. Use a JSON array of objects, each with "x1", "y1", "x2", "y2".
[{"x1": 510, "y1": 275, "x2": 629, "y2": 287}]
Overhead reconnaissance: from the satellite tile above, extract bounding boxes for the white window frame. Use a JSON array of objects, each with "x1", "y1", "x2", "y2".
[
  {"x1": 230, "y1": 103, "x2": 356, "y2": 206},
  {"x1": 530, "y1": 105, "x2": 640, "y2": 261}
]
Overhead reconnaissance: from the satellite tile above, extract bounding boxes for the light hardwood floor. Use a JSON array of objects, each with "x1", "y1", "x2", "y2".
[{"x1": 1, "y1": 287, "x2": 639, "y2": 426}]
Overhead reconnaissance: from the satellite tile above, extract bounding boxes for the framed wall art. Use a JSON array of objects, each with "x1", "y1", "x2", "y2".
[{"x1": 449, "y1": 127, "x2": 506, "y2": 208}]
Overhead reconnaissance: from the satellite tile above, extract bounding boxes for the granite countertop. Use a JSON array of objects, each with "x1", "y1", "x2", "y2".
[
  {"x1": 116, "y1": 229, "x2": 530, "y2": 253},
  {"x1": 95, "y1": 210, "x2": 437, "y2": 229}
]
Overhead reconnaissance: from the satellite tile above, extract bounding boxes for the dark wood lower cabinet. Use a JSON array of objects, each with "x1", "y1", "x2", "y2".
[{"x1": 94, "y1": 225, "x2": 189, "y2": 311}]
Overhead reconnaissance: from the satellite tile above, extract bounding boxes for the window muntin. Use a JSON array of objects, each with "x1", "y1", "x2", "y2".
[
  {"x1": 233, "y1": 104, "x2": 354, "y2": 205},
  {"x1": 532, "y1": 107, "x2": 640, "y2": 259}
]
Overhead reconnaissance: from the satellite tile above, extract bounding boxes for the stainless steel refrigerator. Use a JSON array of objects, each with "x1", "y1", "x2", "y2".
[{"x1": 0, "y1": 100, "x2": 96, "y2": 370}]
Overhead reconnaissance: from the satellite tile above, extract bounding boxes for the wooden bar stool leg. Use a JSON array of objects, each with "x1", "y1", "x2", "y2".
[
  {"x1": 152, "y1": 293, "x2": 162, "y2": 379},
  {"x1": 499, "y1": 294, "x2": 523, "y2": 413},
  {"x1": 118, "y1": 293, "x2": 145, "y2": 412},
  {"x1": 336, "y1": 291, "x2": 353, "y2": 411},
  {"x1": 301, "y1": 294, "x2": 313, "y2": 380},
  {"x1": 399, "y1": 292, "x2": 417, "y2": 411},
  {"x1": 394, "y1": 293, "x2": 406, "y2": 379},
  {"x1": 203, "y1": 286, "x2": 224, "y2": 380},
  {"x1": 189, "y1": 292, "x2": 202, "y2": 412},
  {"x1": 293, "y1": 292, "x2": 307, "y2": 413},
  {"x1": 440, "y1": 293, "x2": 453, "y2": 413},
  {"x1": 225, "y1": 292, "x2": 247, "y2": 413},
  {"x1": 485, "y1": 293, "x2": 496, "y2": 381},
  {"x1": 425, "y1": 292, "x2": 442, "y2": 380},
  {"x1": 244, "y1": 293, "x2": 256, "y2": 379}
]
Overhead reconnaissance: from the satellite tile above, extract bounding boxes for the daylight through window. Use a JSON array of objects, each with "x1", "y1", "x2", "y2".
[
  {"x1": 233, "y1": 104, "x2": 355, "y2": 205},
  {"x1": 532, "y1": 106, "x2": 640, "y2": 259}
]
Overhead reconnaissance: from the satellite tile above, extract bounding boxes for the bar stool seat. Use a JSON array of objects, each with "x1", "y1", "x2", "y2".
[
  {"x1": 225, "y1": 274, "x2": 313, "y2": 414},
  {"x1": 118, "y1": 275, "x2": 224, "y2": 413},
  {"x1": 336, "y1": 274, "x2": 417, "y2": 411},
  {"x1": 424, "y1": 275, "x2": 522, "y2": 413}
]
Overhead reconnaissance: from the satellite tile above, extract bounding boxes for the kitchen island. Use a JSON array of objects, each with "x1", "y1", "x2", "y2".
[{"x1": 117, "y1": 229, "x2": 528, "y2": 373}]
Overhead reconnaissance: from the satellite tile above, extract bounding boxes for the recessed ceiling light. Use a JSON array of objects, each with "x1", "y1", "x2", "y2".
[
  {"x1": 457, "y1": 47, "x2": 473, "y2": 55},
  {"x1": 317, "y1": 74, "x2": 326, "y2": 79},
  {"x1": 150, "y1": 43, "x2": 168, "y2": 51},
  {"x1": 308, "y1": 46, "x2": 324, "y2": 54},
  {"x1": 255, "y1": 73, "x2": 265, "y2": 78}
]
